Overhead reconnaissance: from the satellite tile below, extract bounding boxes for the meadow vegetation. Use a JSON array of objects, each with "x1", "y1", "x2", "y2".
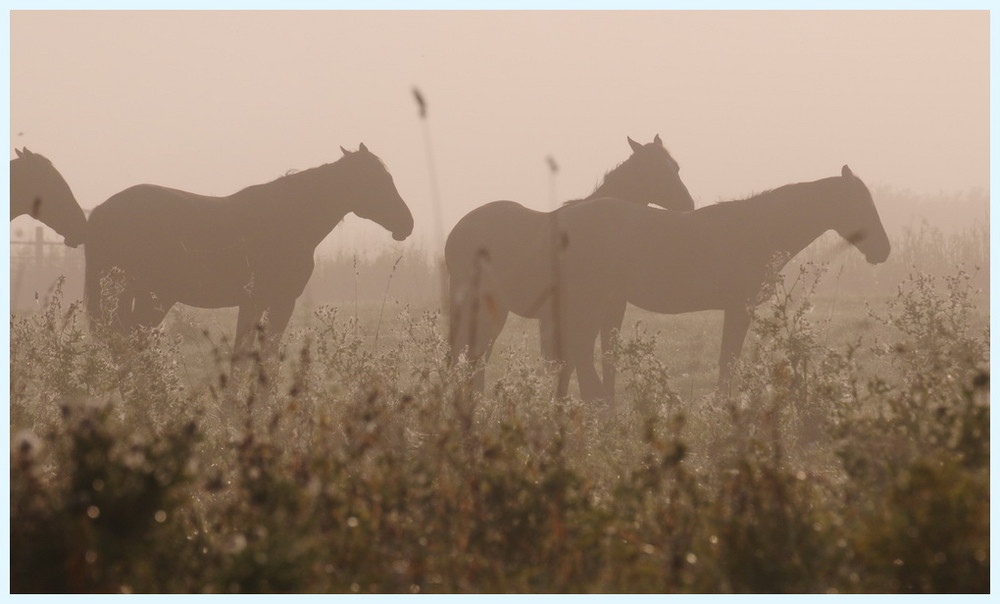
[{"x1": 9, "y1": 219, "x2": 989, "y2": 593}]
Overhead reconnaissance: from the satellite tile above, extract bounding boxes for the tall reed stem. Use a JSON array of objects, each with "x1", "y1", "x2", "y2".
[{"x1": 412, "y1": 87, "x2": 449, "y2": 316}]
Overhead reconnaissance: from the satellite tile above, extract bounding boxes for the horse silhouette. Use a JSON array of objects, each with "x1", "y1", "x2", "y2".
[
  {"x1": 10, "y1": 148, "x2": 87, "y2": 247},
  {"x1": 85, "y1": 143, "x2": 413, "y2": 355},
  {"x1": 446, "y1": 135, "x2": 695, "y2": 394},
  {"x1": 511, "y1": 165, "x2": 889, "y2": 403}
]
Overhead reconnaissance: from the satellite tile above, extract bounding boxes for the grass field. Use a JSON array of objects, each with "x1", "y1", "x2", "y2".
[{"x1": 9, "y1": 224, "x2": 989, "y2": 593}]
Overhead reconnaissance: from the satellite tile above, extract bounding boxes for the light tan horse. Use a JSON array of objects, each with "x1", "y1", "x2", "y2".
[
  {"x1": 85, "y1": 144, "x2": 413, "y2": 355},
  {"x1": 446, "y1": 135, "x2": 695, "y2": 394},
  {"x1": 537, "y1": 166, "x2": 889, "y2": 402},
  {"x1": 10, "y1": 148, "x2": 87, "y2": 247}
]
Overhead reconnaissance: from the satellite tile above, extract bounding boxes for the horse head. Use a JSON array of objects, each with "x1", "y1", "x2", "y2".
[
  {"x1": 12, "y1": 148, "x2": 87, "y2": 247},
  {"x1": 606, "y1": 134, "x2": 695, "y2": 211},
  {"x1": 339, "y1": 143, "x2": 414, "y2": 241},
  {"x1": 836, "y1": 165, "x2": 890, "y2": 264}
]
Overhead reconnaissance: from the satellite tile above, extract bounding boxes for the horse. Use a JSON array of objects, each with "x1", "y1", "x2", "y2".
[
  {"x1": 445, "y1": 135, "x2": 695, "y2": 395},
  {"x1": 84, "y1": 143, "x2": 414, "y2": 356},
  {"x1": 516, "y1": 165, "x2": 890, "y2": 403},
  {"x1": 10, "y1": 148, "x2": 87, "y2": 247}
]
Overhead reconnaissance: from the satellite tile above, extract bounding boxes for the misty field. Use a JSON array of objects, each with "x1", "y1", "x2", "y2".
[{"x1": 9, "y1": 223, "x2": 989, "y2": 594}]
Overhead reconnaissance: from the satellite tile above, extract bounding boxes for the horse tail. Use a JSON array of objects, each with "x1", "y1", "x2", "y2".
[
  {"x1": 83, "y1": 251, "x2": 104, "y2": 329},
  {"x1": 443, "y1": 219, "x2": 484, "y2": 367},
  {"x1": 442, "y1": 229, "x2": 463, "y2": 366},
  {"x1": 83, "y1": 208, "x2": 113, "y2": 331},
  {"x1": 438, "y1": 256, "x2": 450, "y2": 322}
]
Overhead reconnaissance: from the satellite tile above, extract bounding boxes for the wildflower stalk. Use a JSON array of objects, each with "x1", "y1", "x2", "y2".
[{"x1": 374, "y1": 254, "x2": 402, "y2": 347}]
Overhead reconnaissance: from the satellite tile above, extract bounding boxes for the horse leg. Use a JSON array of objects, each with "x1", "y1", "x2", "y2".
[
  {"x1": 446, "y1": 277, "x2": 474, "y2": 366},
  {"x1": 539, "y1": 319, "x2": 556, "y2": 361},
  {"x1": 89, "y1": 278, "x2": 133, "y2": 335},
  {"x1": 448, "y1": 276, "x2": 508, "y2": 393},
  {"x1": 447, "y1": 300, "x2": 470, "y2": 384},
  {"x1": 719, "y1": 305, "x2": 752, "y2": 395},
  {"x1": 92, "y1": 286, "x2": 161, "y2": 356},
  {"x1": 600, "y1": 300, "x2": 627, "y2": 405},
  {"x1": 471, "y1": 309, "x2": 508, "y2": 392},
  {"x1": 107, "y1": 290, "x2": 135, "y2": 332},
  {"x1": 261, "y1": 297, "x2": 296, "y2": 359},
  {"x1": 234, "y1": 301, "x2": 266, "y2": 362},
  {"x1": 565, "y1": 319, "x2": 604, "y2": 403},
  {"x1": 84, "y1": 262, "x2": 108, "y2": 330},
  {"x1": 540, "y1": 317, "x2": 575, "y2": 399},
  {"x1": 131, "y1": 291, "x2": 175, "y2": 329},
  {"x1": 111, "y1": 285, "x2": 152, "y2": 334},
  {"x1": 555, "y1": 362, "x2": 573, "y2": 400}
]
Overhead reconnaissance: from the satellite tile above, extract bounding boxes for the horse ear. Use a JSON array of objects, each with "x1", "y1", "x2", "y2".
[
  {"x1": 359, "y1": 142, "x2": 369, "y2": 153},
  {"x1": 842, "y1": 165, "x2": 854, "y2": 178},
  {"x1": 341, "y1": 146, "x2": 351, "y2": 156},
  {"x1": 628, "y1": 137, "x2": 642, "y2": 153},
  {"x1": 653, "y1": 134, "x2": 662, "y2": 146},
  {"x1": 15, "y1": 148, "x2": 23, "y2": 158}
]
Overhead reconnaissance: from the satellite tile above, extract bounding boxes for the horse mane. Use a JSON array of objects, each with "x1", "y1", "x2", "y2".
[
  {"x1": 560, "y1": 161, "x2": 627, "y2": 208},
  {"x1": 702, "y1": 178, "x2": 835, "y2": 217},
  {"x1": 719, "y1": 187, "x2": 778, "y2": 206},
  {"x1": 231, "y1": 157, "x2": 339, "y2": 197},
  {"x1": 275, "y1": 150, "x2": 388, "y2": 185},
  {"x1": 230, "y1": 150, "x2": 388, "y2": 199}
]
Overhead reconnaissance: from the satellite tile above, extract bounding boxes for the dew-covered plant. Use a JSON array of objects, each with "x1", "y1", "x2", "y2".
[{"x1": 9, "y1": 261, "x2": 988, "y2": 593}]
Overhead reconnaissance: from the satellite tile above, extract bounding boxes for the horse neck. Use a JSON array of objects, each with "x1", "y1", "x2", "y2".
[
  {"x1": 744, "y1": 177, "x2": 845, "y2": 259},
  {"x1": 232, "y1": 163, "x2": 354, "y2": 249},
  {"x1": 9, "y1": 163, "x2": 32, "y2": 219}
]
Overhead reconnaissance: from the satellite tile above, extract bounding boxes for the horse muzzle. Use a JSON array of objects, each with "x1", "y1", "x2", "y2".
[
  {"x1": 392, "y1": 218, "x2": 414, "y2": 242},
  {"x1": 866, "y1": 250, "x2": 889, "y2": 265},
  {"x1": 864, "y1": 241, "x2": 891, "y2": 265}
]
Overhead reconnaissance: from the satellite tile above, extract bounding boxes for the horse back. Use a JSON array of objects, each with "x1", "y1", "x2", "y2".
[
  {"x1": 90, "y1": 184, "x2": 213, "y2": 234},
  {"x1": 85, "y1": 184, "x2": 275, "y2": 308},
  {"x1": 607, "y1": 201, "x2": 776, "y2": 312},
  {"x1": 445, "y1": 200, "x2": 556, "y2": 317},
  {"x1": 446, "y1": 201, "x2": 549, "y2": 269}
]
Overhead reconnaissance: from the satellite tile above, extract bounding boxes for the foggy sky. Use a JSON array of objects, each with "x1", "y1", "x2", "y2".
[{"x1": 10, "y1": 10, "x2": 989, "y2": 255}]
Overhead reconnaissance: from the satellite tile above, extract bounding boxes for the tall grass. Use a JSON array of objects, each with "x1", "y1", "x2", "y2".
[{"x1": 9, "y1": 256, "x2": 988, "y2": 593}]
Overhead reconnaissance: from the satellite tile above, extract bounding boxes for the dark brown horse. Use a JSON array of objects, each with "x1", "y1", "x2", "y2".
[
  {"x1": 10, "y1": 148, "x2": 87, "y2": 247},
  {"x1": 531, "y1": 166, "x2": 890, "y2": 402},
  {"x1": 85, "y1": 144, "x2": 413, "y2": 354},
  {"x1": 446, "y1": 135, "x2": 695, "y2": 393}
]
